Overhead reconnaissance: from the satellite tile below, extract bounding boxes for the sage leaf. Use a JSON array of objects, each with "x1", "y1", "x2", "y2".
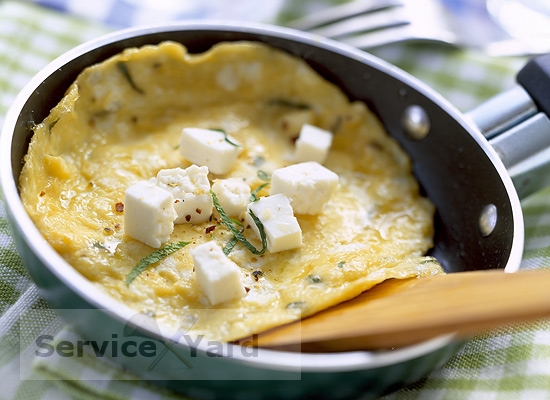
[{"x1": 126, "y1": 241, "x2": 189, "y2": 286}]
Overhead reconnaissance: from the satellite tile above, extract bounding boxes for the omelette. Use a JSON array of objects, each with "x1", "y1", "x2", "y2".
[{"x1": 19, "y1": 41, "x2": 443, "y2": 342}]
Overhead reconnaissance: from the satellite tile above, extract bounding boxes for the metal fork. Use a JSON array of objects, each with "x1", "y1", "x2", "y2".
[{"x1": 287, "y1": 0, "x2": 550, "y2": 57}]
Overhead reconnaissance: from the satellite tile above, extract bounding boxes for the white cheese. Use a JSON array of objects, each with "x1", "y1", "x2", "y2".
[
  {"x1": 191, "y1": 241, "x2": 246, "y2": 306},
  {"x1": 216, "y1": 62, "x2": 262, "y2": 92},
  {"x1": 124, "y1": 180, "x2": 176, "y2": 248},
  {"x1": 270, "y1": 161, "x2": 339, "y2": 215},
  {"x1": 294, "y1": 124, "x2": 333, "y2": 164},
  {"x1": 156, "y1": 165, "x2": 213, "y2": 224},
  {"x1": 246, "y1": 194, "x2": 302, "y2": 253},
  {"x1": 211, "y1": 178, "x2": 251, "y2": 217},
  {"x1": 180, "y1": 128, "x2": 242, "y2": 175}
]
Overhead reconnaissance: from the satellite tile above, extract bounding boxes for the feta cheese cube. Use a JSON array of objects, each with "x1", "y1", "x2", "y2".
[
  {"x1": 294, "y1": 124, "x2": 333, "y2": 164},
  {"x1": 211, "y1": 178, "x2": 251, "y2": 217},
  {"x1": 246, "y1": 194, "x2": 302, "y2": 253},
  {"x1": 191, "y1": 241, "x2": 246, "y2": 306},
  {"x1": 124, "y1": 180, "x2": 176, "y2": 248},
  {"x1": 180, "y1": 128, "x2": 242, "y2": 175},
  {"x1": 156, "y1": 165, "x2": 213, "y2": 224},
  {"x1": 270, "y1": 161, "x2": 339, "y2": 215}
]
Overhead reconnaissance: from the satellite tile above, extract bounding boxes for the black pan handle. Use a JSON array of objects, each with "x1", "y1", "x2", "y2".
[
  {"x1": 517, "y1": 54, "x2": 550, "y2": 120},
  {"x1": 466, "y1": 54, "x2": 550, "y2": 199}
]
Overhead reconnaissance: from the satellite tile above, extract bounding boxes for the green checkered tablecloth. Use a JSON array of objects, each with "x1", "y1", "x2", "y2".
[{"x1": 2, "y1": 1, "x2": 550, "y2": 399}]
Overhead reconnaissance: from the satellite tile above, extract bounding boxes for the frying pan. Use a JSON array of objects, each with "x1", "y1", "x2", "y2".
[{"x1": 0, "y1": 21, "x2": 547, "y2": 400}]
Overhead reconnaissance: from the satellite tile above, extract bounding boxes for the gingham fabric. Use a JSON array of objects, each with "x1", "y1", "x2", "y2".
[{"x1": 1, "y1": 1, "x2": 550, "y2": 399}]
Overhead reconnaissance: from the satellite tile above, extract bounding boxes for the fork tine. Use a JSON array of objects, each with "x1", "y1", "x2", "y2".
[
  {"x1": 305, "y1": 6, "x2": 408, "y2": 39},
  {"x1": 287, "y1": 0, "x2": 404, "y2": 31},
  {"x1": 339, "y1": 24, "x2": 415, "y2": 49},
  {"x1": 341, "y1": 24, "x2": 457, "y2": 50}
]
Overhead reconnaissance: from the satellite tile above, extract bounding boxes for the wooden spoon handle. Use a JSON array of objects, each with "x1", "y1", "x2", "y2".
[{"x1": 251, "y1": 269, "x2": 550, "y2": 351}]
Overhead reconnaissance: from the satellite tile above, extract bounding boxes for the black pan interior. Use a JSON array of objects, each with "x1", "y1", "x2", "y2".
[{"x1": 10, "y1": 28, "x2": 515, "y2": 274}]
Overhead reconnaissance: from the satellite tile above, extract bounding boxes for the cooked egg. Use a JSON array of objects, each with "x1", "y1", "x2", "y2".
[{"x1": 19, "y1": 41, "x2": 442, "y2": 342}]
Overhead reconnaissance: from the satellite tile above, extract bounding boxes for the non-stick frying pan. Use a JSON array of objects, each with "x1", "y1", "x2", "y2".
[{"x1": 1, "y1": 21, "x2": 547, "y2": 400}]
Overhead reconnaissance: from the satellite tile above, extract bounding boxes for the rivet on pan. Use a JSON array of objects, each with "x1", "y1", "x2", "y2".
[
  {"x1": 479, "y1": 204, "x2": 498, "y2": 237},
  {"x1": 402, "y1": 105, "x2": 430, "y2": 140}
]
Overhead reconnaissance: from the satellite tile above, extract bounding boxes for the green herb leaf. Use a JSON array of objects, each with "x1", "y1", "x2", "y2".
[
  {"x1": 268, "y1": 98, "x2": 311, "y2": 110},
  {"x1": 308, "y1": 275, "x2": 322, "y2": 284},
  {"x1": 337, "y1": 261, "x2": 346, "y2": 268},
  {"x1": 92, "y1": 242, "x2": 108, "y2": 251},
  {"x1": 257, "y1": 170, "x2": 270, "y2": 181},
  {"x1": 250, "y1": 170, "x2": 271, "y2": 202},
  {"x1": 223, "y1": 235, "x2": 240, "y2": 256},
  {"x1": 117, "y1": 61, "x2": 144, "y2": 94},
  {"x1": 224, "y1": 135, "x2": 240, "y2": 147},
  {"x1": 250, "y1": 182, "x2": 270, "y2": 202},
  {"x1": 211, "y1": 190, "x2": 267, "y2": 255},
  {"x1": 49, "y1": 118, "x2": 59, "y2": 131},
  {"x1": 126, "y1": 241, "x2": 189, "y2": 286},
  {"x1": 210, "y1": 128, "x2": 240, "y2": 147},
  {"x1": 223, "y1": 219, "x2": 244, "y2": 256}
]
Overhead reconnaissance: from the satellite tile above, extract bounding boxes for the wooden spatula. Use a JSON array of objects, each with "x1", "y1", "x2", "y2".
[{"x1": 246, "y1": 269, "x2": 550, "y2": 352}]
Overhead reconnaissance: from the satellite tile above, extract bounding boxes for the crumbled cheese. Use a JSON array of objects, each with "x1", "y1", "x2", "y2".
[
  {"x1": 180, "y1": 128, "x2": 242, "y2": 175},
  {"x1": 191, "y1": 241, "x2": 246, "y2": 305},
  {"x1": 211, "y1": 178, "x2": 251, "y2": 217},
  {"x1": 216, "y1": 62, "x2": 262, "y2": 92},
  {"x1": 270, "y1": 161, "x2": 339, "y2": 215},
  {"x1": 294, "y1": 124, "x2": 333, "y2": 164},
  {"x1": 246, "y1": 194, "x2": 302, "y2": 253},
  {"x1": 124, "y1": 180, "x2": 176, "y2": 248},
  {"x1": 156, "y1": 165, "x2": 213, "y2": 224}
]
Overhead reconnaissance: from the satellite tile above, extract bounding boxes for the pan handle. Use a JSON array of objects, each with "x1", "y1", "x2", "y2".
[
  {"x1": 466, "y1": 54, "x2": 550, "y2": 199},
  {"x1": 517, "y1": 55, "x2": 550, "y2": 118}
]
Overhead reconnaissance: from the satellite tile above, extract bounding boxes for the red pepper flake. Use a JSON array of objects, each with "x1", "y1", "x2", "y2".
[
  {"x1": 245, "y1": 287, "x2": 250, "y2": 293},
  {"x1": 185, "y1": 215, "x2": 191, "y2": 222},
  {"x1": 196, "y1": 208, "x2": 202, "y2": 214},
  {"x1": 115, "y1": 202, "x2": 124, "y2": 212},
  {"x1": 205, "y1": 225, "x2": 216, "y2": 234},
  {"x1": 39, "y1": 191, "x2": 46, "y2": 197},
  {"x1": 114, "y1": 223, "x2": 121, "y2": 230}
]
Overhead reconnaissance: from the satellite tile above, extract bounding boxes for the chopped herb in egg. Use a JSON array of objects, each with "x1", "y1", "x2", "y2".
[{"x1": 116, "y1": 61, "x2": 144, "y2": 94}]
